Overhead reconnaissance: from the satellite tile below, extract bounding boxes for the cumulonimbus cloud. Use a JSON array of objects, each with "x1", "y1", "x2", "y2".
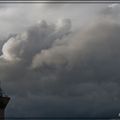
[{"x1": 1, "y1": 6, "x2": 120, "y2": 117}]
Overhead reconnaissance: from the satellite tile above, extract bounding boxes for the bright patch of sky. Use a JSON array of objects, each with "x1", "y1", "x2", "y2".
[{"x1": 0, "y1": 4, "x2": 110, "y2": 39}]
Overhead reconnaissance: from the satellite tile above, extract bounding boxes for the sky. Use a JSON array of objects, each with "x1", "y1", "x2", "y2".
[{"x1": 0, "y1": 3, "x2": 120, "y2": 119}]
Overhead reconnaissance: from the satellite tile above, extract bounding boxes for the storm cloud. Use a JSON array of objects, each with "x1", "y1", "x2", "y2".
[{"x1": 0, "y1": 4, "x2": 120, "y2": 118}]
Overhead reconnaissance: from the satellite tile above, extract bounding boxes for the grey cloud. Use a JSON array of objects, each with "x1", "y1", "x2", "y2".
[
  {"x1": 43, "y1": 4, "x2": 64, "y2": 10},
  {"x1": 1, "y1": 9, "x2": 120, "y2": 118},
  {"x1": 100, "y1": 4, "x2": 120, "y2": 19},
  {"x1": 29, "y1": 19, "x2": 120, "y2": 117},
  {"x1": 1, "y1": 19, "x2": 71, "y2": 62}
]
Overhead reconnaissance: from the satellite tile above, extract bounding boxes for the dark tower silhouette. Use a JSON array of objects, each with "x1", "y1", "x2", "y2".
[{"x1": 0, "y1": 82, "x2": 10, "y2": 120}]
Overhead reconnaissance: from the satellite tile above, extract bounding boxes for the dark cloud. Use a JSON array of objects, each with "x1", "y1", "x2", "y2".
[
  {"x1": 0, "y1": 6, "x2": 120, "y2": 118},
  {"x1": 100, "y1": 4, "x2": 120, "y2": 18},
  {"x1": 30, "y1": 19, "x2": 120, "y2": 117}
]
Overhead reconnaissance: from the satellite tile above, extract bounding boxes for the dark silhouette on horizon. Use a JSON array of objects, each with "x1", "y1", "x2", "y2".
[{"x1": 0, "y1": 82, "x2": 10, "y2": 120}]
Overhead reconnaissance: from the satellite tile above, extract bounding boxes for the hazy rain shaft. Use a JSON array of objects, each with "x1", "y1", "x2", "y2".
[{"x1": 0, "y1": 3, "x2": 120, "y2": 118}]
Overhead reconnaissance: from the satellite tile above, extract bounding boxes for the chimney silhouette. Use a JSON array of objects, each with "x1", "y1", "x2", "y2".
[{"x1": 0, "y1": 82, "x2": 10, "y2": 120}]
